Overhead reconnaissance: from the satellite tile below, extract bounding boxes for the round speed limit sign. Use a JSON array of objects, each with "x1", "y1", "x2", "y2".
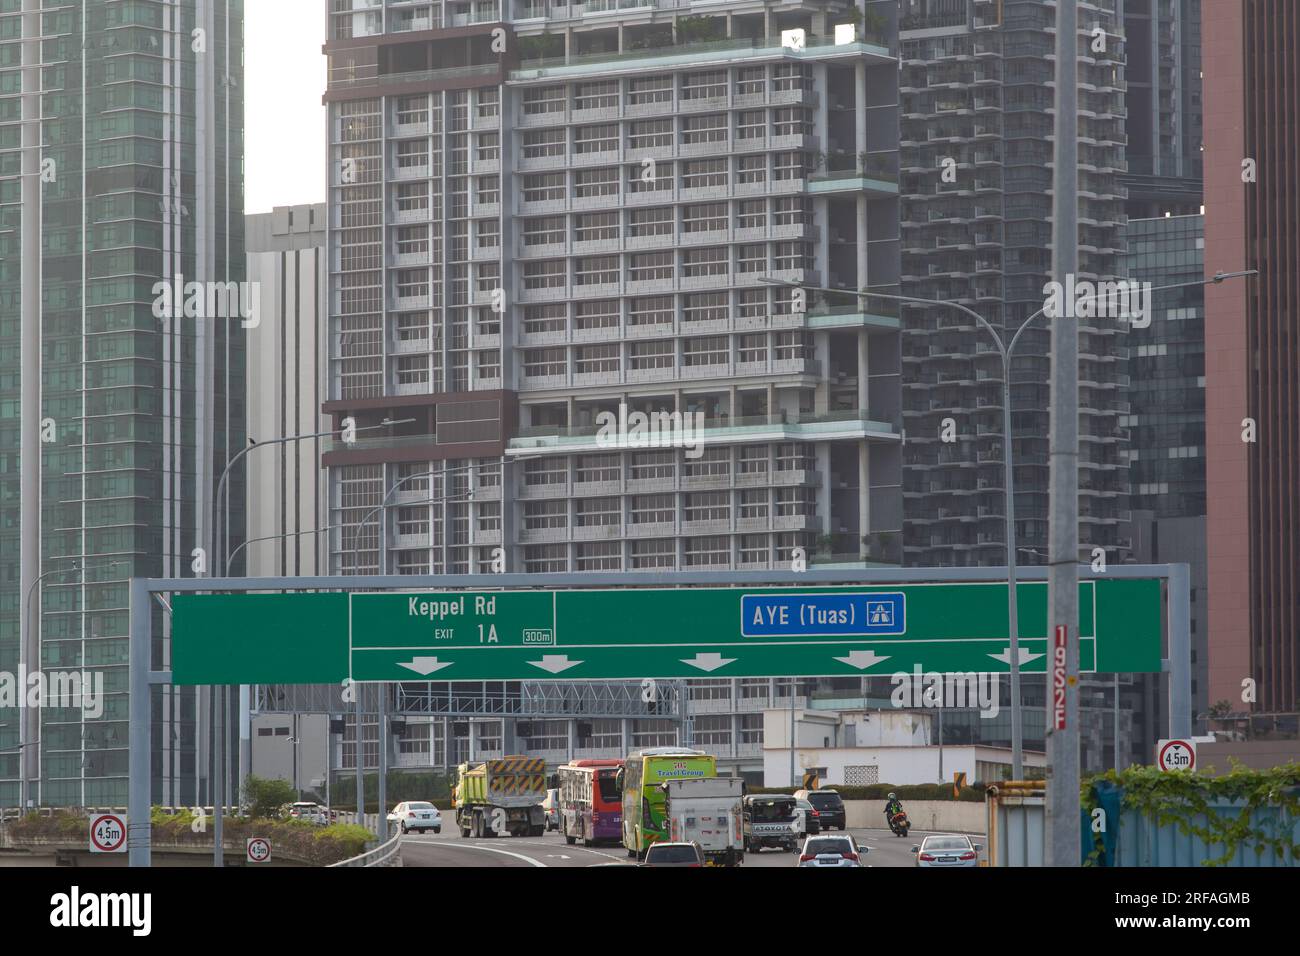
[{"x1": 246, "y1": 837, "x2": 272, "y2": 864}]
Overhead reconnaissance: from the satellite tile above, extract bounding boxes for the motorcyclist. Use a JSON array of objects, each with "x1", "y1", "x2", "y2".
[{"x1": 883, "y1": 792, "x2": 905, "y2": 826}]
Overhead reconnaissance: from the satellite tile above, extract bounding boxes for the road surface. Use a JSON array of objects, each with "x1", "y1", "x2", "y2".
[{"x1": 399, "y1": 826, "x2": 973, "y2": 868}]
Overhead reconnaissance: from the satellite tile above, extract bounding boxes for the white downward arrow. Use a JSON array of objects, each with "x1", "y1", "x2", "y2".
[
  {"x1": 988, "y1": 647, "x2": 1045, "y2": 666},
  {"x1": 681, "y1": 653, "x2": 736, "y2": 672},
  {"x1": 397, "y1": 656, "x2": 454, "y2": 676},
  {"x1": 529, "y1": 654, "x2": 583, "y2": 674},
  {"x1": 833, "y1": 649, "x2": 891, "y2": 670}
]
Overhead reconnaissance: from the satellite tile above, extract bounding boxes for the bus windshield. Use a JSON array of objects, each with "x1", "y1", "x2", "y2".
[{"x1": 596, "y1": 770, "x2": 620, "y2": 805}]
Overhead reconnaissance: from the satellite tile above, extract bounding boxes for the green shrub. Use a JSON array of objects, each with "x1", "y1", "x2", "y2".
[{"x1": 242, "y1": 774, "x2": 297, "y2": 820}]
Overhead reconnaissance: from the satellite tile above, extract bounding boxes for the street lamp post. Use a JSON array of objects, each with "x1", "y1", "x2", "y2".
[
  {"x1": 206, "y1": 417, "x2": 412, "y2": 866},
  {"x1": 344, "y1": 475, "x2": 480, "y2": 834},
  {"x1": 761, "y1": 269, "x2": 1256, "y2": 782},
  {"x1": 225, "y1": 525, "x2": 336, "y2": 577}
]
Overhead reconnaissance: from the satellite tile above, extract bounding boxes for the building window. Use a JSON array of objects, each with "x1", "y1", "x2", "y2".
[
  {"x1": 627, "y1": 161, "x2": 673, "y2": 193},
  {"x1": 736, "y1": 154, "x2": 766, "y2": 185},
  {"x1": 629, "y1": 339, "x2": 673, "y2": 370},
  {"x1": 523, "y1": 85, "x2": 565, "y2": 115},
  {"x1": 684, "y1": 492, "x2": 729, "y2": 522},
  {"x1": 574, "y1": 124, "x2": 618, "y2": 154},
  {"x1": 628, "y1": 207, "x2": 672, "y2": 238},
  {"x1": 681, "y1": 158, "x2": 727, "y2": 189},
  {"x1": 682, "y1": 203, "x2": 726, "y2": 233},
  {"x1": 574, "y1": 255, "x2": 618, "y2": 286},
  {"x1": 523, "y1": 217, "x2": 565, "y2": 246},
  {"x1": 396, "y1": 181, "x2": 429, "y2": 212},
  {"x1": 629, "y1": 493, "x2": 674, "y2": 525},
  {"x1": 682, "y1": 335, "x2": 727, "y2": 367},
  {"x1": 629, "y1": 251, "x2": 673, "y2": 283},
  {"x1": 738, "y1": 533, "x2": 769, "y2": 566},
  {"x1": 524, "y1": 456, "x2": 567, "y2": 486},
  {"x1": 574, "y1": 343, "x2": 619, "y2": 373},
  {"x1": 681, "y1": 247, "x2": 727, "y2": 279},
  {"x1": 574, "y1": 80, "x2": 618, "y2": 111},
  {"x1": 524, "y1": 544, "x2": 568, "y2": 573},
  {"x1": 576, "y1": 497, "x2": 620, "y2": 527},
  {"x1": 476, "y1": 175, "x2": 499, "y2": 205},
  {"x1": 524, "y1": 499, "x2": 567, "y2": 530},
  {"x1": 628, "y1": 75, "x2": 672, "y2": 106},
  {"x1": 574, "y1": 166, "x2": 619, "y2": 198},
  {"x1": 682, "y1": 292, "x2": 727, "y2": 324},
  {"x1": 628, "y1": 118, "x2": 672, "y2": 150},
  {"x1": 522, "y1": 173, "x2": 564, "y2": 203},
  {"x1": 684, "y1": 535, "x2": 729, "y2": 566},
  {"x1": 735, "y1": 110, "x2": 764, "y2": 140},
  {"x1": 575, "y1": 211, "x2": 619, "y2": 243},
  {"x1": 475, "y1": 131, "x2": 500, "y2": 161},
  {"x1": 523, "y1": 259, "x2": 565, "y2": 289},
  {"x1": 680, "y1": 70, "x2": 726, "y2": 101},
  {"x1": 574, "y1": 299, "x2": 619, "y2": 332},
  {"x1": 522, "y1": 348, "x2": 566, "y2": 377},
  {"x1": 629, "y1": 296, "x2": 673, "y2": 326},
  {"x1": 630, "y1": 451, "x2": 675, "y2": 481},
  {"x1": 522, "y1": 128, "x2": 565, "y2": 159},
  {"x1": 630, "y1": 538, "x2": 675, "y2": 569},
  {"x1": 680, "y1": 113, "x2": 727, "y2": 145},
  {"x1": 576, "y1": 454, "x2": 620, "y2": 484},
  {"x1": 693, "y1": 715, "x2": 732, "y2": 746}
]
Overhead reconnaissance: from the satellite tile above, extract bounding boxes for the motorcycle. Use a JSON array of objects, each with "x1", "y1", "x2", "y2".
[{"x1": 888, "y1": 810, "x2": 910, "y2": 837}]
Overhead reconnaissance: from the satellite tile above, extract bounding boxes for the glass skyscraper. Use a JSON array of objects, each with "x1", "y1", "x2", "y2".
[{"x1": 0, "y1": 0, "x2": 244, "y2": 808}]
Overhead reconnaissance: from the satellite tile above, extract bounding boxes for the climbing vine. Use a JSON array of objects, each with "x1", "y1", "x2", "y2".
[{"x1": 1081, "y1": 761, "x2": 1300, "y2": 867}]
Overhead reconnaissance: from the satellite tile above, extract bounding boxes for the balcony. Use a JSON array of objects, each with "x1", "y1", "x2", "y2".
[{"x1": 509, "y1": 33, "x2": 892, "y2": 84}]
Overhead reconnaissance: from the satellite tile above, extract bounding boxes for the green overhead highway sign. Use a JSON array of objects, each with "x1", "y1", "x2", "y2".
[{"x1": 170, "y1": 579, "x2": 1163, "y2": 684}]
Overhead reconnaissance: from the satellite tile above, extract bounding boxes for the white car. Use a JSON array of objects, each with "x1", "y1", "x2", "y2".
[
  {"x1": 287, "y1": 802, "x2": 328, "y2": 825},
  {"x1": 797, "y1": 834, "x2": 866, "y2": 867},
  {"x1": 388, "y1": 801, "x2": 442, "y2": 834},
  {"x1": 911, "y1": 834, "x2": 982, "y2": 867}
]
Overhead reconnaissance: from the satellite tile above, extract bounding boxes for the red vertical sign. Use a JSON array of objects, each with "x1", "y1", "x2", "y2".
[{"x1": 1052, "y1": 624, "x2": 1067, "y2": 730}]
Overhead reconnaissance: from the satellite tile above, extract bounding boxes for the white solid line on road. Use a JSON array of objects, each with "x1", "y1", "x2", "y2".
[
  {"x1": 406, "y1": 839, "x2": 547, "y2": 867},
  {"x1": 510, "y1": 840, "x2": 627, "y2": 863}
]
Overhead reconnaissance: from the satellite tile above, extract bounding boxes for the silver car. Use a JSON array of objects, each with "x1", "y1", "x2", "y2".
[
  {"x1": 797, "y1": 834, "x2": 866, "y2": 867},
  {"x1": 911, "y1": 834, "x2": 982, "y2": 867}
]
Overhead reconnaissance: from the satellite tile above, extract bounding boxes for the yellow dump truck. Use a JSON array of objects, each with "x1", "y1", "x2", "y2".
[{"x1": 453, "y1": 756, "x2": 548, "y2": 838}]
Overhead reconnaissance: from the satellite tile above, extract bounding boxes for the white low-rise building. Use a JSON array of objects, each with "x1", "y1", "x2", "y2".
[{"x1": 761, "y1": 706, "x2": 1045, "y2": 787}]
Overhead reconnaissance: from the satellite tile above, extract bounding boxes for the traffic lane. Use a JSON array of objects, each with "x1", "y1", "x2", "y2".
[
  {"x1": 742, "y1": 828, "x2": 984, "y2": 868},
  {"x1": 399, "y1": 826, "x2": 985, "y2": 868},
  {"x1": 400, "y1": 829, "x2": 633, "y2": 868}
]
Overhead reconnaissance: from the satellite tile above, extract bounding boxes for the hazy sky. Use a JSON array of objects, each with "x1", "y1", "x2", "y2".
[{"x1": 245, "y1": 0, "x2": 327, "y2": 214}]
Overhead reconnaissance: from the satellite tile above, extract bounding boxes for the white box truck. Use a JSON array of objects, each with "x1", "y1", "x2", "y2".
[{"x1": 661, "y1": 777, "x2": 746, "y2": 866}]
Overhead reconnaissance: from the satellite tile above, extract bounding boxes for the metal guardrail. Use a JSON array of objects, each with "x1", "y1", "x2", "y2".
[{"x1": 329, "y1": 823, "x2": 403, "y2": 868}]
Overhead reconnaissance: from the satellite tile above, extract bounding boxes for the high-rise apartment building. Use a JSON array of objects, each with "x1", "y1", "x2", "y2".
[
  {"x1": 322, "y1": 0, "x2": 902, "y2": 777},
  {"x1": 897, "y1": 0, "x2": 1131, "y2": 569},
  {"x1": 1204, "y1": 0, "x2": 1300, "y2": 719},
  {"x1": 0, "y1": 1, "x2": 245, "y2": 807},
  {"x1": 1121, "y1": 0, "x2": 1202, "y2": 217}
]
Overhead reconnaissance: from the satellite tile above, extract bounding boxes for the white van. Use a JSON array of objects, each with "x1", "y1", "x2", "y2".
[{"x1": 661, "y1": 777, "x2": 746, "y2": 866}]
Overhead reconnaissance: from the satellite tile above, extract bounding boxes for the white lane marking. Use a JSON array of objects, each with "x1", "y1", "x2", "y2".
[
  {"x1": 510, "y1": 840, "x2": 627, "y2": 862},
  {"x1": 406, "y1": 839, "x2": 547, "y2": 867}
]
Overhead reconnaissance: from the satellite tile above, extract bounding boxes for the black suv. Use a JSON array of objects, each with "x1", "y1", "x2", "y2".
[{"x1": 796, "y1": 789, "x2": 846, "y2": 830}]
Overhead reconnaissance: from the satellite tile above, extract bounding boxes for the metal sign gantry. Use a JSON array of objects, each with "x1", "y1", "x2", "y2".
[{"x1": 127, "y1": 565, "x2": 1191, "y2": 866}]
